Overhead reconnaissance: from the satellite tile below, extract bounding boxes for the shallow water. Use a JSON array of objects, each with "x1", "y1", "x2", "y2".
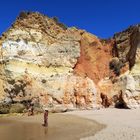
[{"x1": 0, "y1": 114, "x2": 105, "y2": 140}]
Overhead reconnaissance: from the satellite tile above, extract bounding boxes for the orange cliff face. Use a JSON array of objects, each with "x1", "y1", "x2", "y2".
[{"x1": 74, "y1": 32, "x2": 114, "y2": 84}]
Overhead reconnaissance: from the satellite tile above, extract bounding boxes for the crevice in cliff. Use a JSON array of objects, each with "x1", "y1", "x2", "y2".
[
  {"x1": 127, "y1": 26, "x2": 140, "y2": 69},
  {"x1": 113, "y1": 91, "x2": 130, "y2": 109}
]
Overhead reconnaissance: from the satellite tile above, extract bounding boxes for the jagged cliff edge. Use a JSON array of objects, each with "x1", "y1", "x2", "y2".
[{"x1": 0, "y1": 12, "x2": 140, "y2": 113}]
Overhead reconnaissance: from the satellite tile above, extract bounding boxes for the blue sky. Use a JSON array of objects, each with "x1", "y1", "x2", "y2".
[{"x1": 0, "y1": 0, "x2": 140, "y2": 38}]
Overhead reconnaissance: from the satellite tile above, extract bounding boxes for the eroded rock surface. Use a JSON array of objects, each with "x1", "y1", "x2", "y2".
[
  {"x1": 0, "y1": 12, "x2": 140, "y2": 111},
  {"x1": 74, "y1": 32, "x2": 113, "y2": 83},
  {"x1": 113, "y1": 25, "x2": 140, "y2": 69},
  {"x1": 0, "y1": 12, "x2": 98, "y2": 111}
]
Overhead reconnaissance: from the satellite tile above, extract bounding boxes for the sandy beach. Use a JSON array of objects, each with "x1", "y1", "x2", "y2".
[
  {"x1": 0, "y1": 113, "x2": 104, "y2": 140},
  {"x1": 0, "y1": 108, "x2": 140, "y2": 140},
  {"x1": 67, "y1": 108, "x2": 140, "y2": 140}
]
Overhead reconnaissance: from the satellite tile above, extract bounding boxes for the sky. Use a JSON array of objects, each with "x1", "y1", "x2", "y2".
[{"x1": 0, "y1": 0, "x2": 140, "y2": 38}]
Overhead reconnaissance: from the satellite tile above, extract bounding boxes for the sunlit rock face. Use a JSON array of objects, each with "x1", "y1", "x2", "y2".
[
  {"x1": 2, "y1": 39, "x2": 80, "y2": 76},
  {"x1": 0, "y1": 11, "x2": 140, "y2": 111},
  {"x1": 108, "y1": 75, "x2": 140, "y2": 109},
  {"x1": 2, "y1": 12, "x2": 81, "y2": 76},
  {"x1": 0, "y1": 12, "x2": 99, "y2": 110},
  {"x1": 121, "y1": 75, "x2": 140, "y2": 108},
  {"x1": 3, "y1": 73, "x2": 97, "y2": 110},
  {"x1": 74, "y1": 32, "x2": 113, "y2": 84}
]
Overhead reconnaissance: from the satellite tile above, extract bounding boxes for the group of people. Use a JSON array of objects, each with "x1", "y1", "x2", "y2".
[{"x1": 27, "y1": 104, "x2": 48, "y2": 127}]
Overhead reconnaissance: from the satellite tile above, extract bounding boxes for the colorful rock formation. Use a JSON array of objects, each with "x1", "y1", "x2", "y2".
[{"x1": 0, "y1": 12, "x2": 140, "y2": 112}]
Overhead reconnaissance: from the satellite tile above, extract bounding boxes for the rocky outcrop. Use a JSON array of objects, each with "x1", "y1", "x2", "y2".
[
  {"x1": 3, "y1": 73, "x2": 97, "y2": 110},
  {"x1": 113, "y1": 25, "x2": 140, "y2": 69},
  {"x1": 109, "y1": 75, "x2": 140, "y2": 109},
  {"x1": 0, "y1": 12, "x2": 99, "y2": 111},
  {"x1": 2, "y1": 12, "x2": 81, "y2": 73},
  {"x1": 109, "y1": 25, "x2": 140, "y2": 108},
  {"x1": 0, "y1": 11, "x2": 140, "y2": 112}
]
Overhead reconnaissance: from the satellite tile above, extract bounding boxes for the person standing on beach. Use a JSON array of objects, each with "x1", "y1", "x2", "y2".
[
  {"x1": 28, "y1": 103, "x2": 34, "y2": 116},
  {"x1": 43, "y1": 108, "x2": 48, "y2": 127}
]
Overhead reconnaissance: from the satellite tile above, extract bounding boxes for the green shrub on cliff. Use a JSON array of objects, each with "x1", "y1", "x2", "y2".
[{"x1": 109, "y1": 57, "x2": 124, "y2": 76}]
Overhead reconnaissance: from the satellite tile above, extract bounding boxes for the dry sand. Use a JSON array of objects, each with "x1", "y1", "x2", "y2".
[
  {"x1": 0, "y1": 113, "x2": 104, "y2": 140},
  {"x1": 67, "y1": 108, "x2": 140, "y2": 140}
]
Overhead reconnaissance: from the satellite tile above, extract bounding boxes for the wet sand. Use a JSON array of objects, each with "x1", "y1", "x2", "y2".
[{"x1": 0, "y1": 113, "x2": 105, "y2": 140}]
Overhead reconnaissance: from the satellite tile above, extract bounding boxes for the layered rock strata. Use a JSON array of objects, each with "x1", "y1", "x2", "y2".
[
  {"x1": 0, "y1": 12, "x2": 98, "y2": 111},
  {"x1": 0, "y1": 12, "x2": 140, "y2": 111}
]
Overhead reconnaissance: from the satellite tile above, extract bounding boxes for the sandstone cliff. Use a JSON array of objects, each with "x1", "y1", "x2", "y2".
[
  {"x1": 0, "y1": 12, "x2": 98, "y2": 111},
  {"x1": 0, "y1": 12, "x2": 140, "y2": 113},
  {"x1": 100, "y1": 25, "x2": 140, "y2": 109}
]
